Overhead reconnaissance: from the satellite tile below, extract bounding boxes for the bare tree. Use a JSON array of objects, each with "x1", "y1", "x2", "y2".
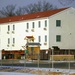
[
  {"x1": 0, "y1": 5, "x2": 16, "y2": 18},
  {"x1": 58, "y1": 0, "x2": 75, "y2": 6},
  {"x1": 21, "y1": 4, "x2": 35, "y2": 14},
  {"x1": 23, "y1": 1, "x2": 57, "y2": 14},
  {"x1": 0, "y1": 1, "x2": 57, "y2": 18},
  {"x1": 42, "y1": 1, "x2": 56, "y2": 11},
  {"x1": 15, "y1": 7, "x2": 26, "y2": 16}
]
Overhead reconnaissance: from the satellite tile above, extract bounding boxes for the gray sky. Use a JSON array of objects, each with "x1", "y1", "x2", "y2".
[{"x1": 0, "y1": 0, "x2": 75, "y2": 10}]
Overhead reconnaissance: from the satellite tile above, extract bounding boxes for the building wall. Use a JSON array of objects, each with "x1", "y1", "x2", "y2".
[
  {"x1": 0, "y1": 18, "x2": 49, "y2": 51},
  {"x1": 49, "y1": 8, "x2": 75, "y2": 49},
  {"x1": 0, "y1": 26, "x2": 1, "y2": 49}
]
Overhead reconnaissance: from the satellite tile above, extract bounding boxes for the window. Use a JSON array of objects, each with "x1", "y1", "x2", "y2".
[
  {"x1": 8, "y1": 38, "x2": 10, "y2": 44},
  {"x1": 56, "y1": 20, "x2": 61, "y2": 27},
  {"x1": 38, "y1": 21, "x2": 41, "y2": 28},
  {"x1": 0, "y1": 26, "x2": 1, "y2": 31},
  {"x1": 32, "y1": 22, "x2": 35, "y2": 28},
  {"x1": 27, "y1": 23, "x2": 29, "y2": 29},
  {"x1": 45, "y1": 20, "x2": 47, "y2": 27},
  {"x1": 13, "y1": 25, "x2": 15, "y2": 30},
  {"x1": 0, "y1": 39, "x2": 1, "y2": 44},
  {"x1": 8, "y1": 25, "x2": 10, "y2": 31},
  {"x1": 13, "y1": 38, "x2": 15, "y2": 43},
  {"x1": 38, "y1": 36, "x2": 41, "y2": 42},
  {"x1": 45, "y1": 35, "x2": 47, "y2": 42},
  {"x1": 56, "y1": 35, "x2": 61, "y2": 42},
  {"x1": 0, "y1": 26, "x2": 1, "y2": 34}
]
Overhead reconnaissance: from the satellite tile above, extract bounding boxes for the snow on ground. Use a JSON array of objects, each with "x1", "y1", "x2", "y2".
[
  {"x1": 0, "y1": 66, "x2": 75, "y2": 75},
  {"x1": 0, "y1": 72, "x2": 36, "y2": 75}
]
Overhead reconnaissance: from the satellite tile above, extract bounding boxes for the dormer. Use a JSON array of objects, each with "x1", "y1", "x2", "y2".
[{"x1": 24, "y1": 36, "x2": 34, "y2": 43}]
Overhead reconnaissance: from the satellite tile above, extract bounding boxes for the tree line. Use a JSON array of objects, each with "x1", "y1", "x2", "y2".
[{"x1": 0, "y1": 1, "x2": 57, "y2": 18}]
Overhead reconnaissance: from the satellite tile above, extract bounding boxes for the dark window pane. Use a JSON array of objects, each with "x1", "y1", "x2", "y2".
[
  {"x1": 56, "y1": 20, "x2": 61, "y2": 27},
  {"x1": 8, "y1": 25, "x2": 10, "y2": 31},
  {"x1": 56, "y1": 35, "x2": 61, "y2": 42}
]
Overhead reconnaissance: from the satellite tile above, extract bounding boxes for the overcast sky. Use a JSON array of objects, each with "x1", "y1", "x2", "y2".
[{"x1": 0, "y1": 0, "x2": 75, "y2": 10}]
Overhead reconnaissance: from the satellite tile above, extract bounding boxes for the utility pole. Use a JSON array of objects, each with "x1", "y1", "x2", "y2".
[{"x1": 52, "y1": 47, "x2": 54, "y2": 71}]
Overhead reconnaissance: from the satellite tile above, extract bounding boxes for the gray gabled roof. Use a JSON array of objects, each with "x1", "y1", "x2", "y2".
[{"x1": 27, "y1": 42, "x2": 41, "y2": 46}]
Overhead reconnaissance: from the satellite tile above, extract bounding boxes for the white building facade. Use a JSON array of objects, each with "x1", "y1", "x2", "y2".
[{"x1": 0, "y1": 7, "x2": 75, "y2": 59}]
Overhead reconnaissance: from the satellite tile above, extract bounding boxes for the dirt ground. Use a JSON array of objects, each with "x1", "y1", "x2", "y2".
[{"x1": 0, "y1": 68, "x2": 75, "y2": 75}]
